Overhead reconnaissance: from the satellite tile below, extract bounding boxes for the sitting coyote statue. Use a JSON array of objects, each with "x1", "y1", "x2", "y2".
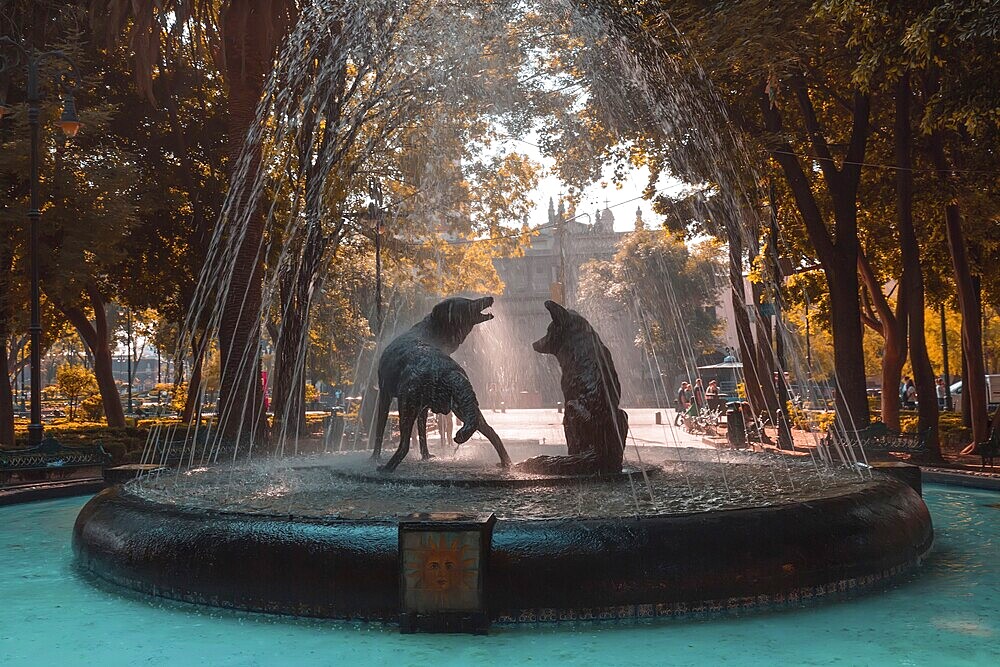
[{"x1": 517, "y1": 300, "x2": 629, "y2": 475}]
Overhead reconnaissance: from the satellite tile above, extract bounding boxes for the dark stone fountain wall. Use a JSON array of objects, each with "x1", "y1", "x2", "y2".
[{"x1": 73, "y1": 475, "x2": 932, "y2": 622}]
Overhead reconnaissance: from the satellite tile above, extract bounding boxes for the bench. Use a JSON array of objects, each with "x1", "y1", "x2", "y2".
[
  {"x1": 977, "y1": 428, "x2": 999, "y2": 468},
  {"x1": 821, "y1": 422, "x2": 930, "y2": 461},
  {"x1": 142, "y1": 428, "x2": 238, "y2": 466},
  {"x1": 0, "y1": 436, "x2": 111, "y2": 487},
  {"x1": 861, "y1": 423, "x2": 931, "y2": 454}
]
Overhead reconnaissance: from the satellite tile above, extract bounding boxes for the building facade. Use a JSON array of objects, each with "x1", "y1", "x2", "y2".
[{"x1": 458, "y1": 200, "x2": 664, "y2": 407}]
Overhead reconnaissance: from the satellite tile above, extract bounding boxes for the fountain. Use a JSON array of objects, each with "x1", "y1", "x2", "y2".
[
  {"x1": 73, "y1": 0, "x2": 932, "y2": 632},
  {"x1": 73, "y1": 293, "x2": 932, "y2": 628}
]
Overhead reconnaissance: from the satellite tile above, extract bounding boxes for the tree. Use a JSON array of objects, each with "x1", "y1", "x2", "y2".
[
  {"x1": 536, "y1": 1, "x2": 874, "y2": 427},
  {"x1": 821, "y1": 0, "x2": 1000, "y2": 450},
  {"x1": 96, "y1": 0, "x2": 298, "y2": 442},
  {"x1": 577, "y1": 230, "x2": 723, "y2": 383},
  {"x1": 208, "y1": 1, "x2": 544, "y2": 439},
  {"x1": 54, "y1": 363, "x2": 98, "y2": 421},
  {"x1": 1, "y1": 4, "x2": 142, "y2": 428}
]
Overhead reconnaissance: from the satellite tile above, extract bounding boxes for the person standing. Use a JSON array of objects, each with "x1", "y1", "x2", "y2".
[
  {"x1": 692, "y1": 378, "x2": 706, "y2": 411},
  {"x1": 675, "y1": 382, "x2": 690, "y2": 426},
  {"x1": 705, "y1": 379, "x2": 720, "y2": 411},
  {"x1": 904, "y1": 378, "x2": 917, "y2": 409},
  {"x1": 706, "y1": 379, "x2": 720, "y2": 399},
  {"x1": 437, "y1": 411, "x2": 454, "y2": 449},
  {"x1": 936, "y1": 377, "x2": 947, "y2": 410}
]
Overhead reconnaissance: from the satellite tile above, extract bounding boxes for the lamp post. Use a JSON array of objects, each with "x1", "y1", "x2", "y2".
[
  {"x1": 0, "y1": 39, "x2": 82, "y2": 445},
  {"x1": 18, "y1": 344, "x2": 26, "y2": 409}
]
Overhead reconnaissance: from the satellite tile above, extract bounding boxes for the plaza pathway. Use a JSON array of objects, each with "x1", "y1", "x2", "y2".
[{"x1": 457, "y1": 407, "x2": 713, "y2": 450}]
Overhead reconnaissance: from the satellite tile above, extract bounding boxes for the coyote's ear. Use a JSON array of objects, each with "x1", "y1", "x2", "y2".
[{"x1": 543, "y1": 299, "x2": 569, "y2": 323}]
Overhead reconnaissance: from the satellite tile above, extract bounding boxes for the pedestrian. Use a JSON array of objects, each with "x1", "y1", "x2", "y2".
[
  {"x1": 900, "y1": 377, "x2": 909, "y2": 408},
  {"x1": 706, "y1": 379, "x2": 719, "y2": 397},
  {"x1": 675, "y1": 382, "x2": 690, "y2": 426},
  {"x1": 437, "y1": 411, "x2": 454, "y2": 449},
  {"x1": 936, "y1": 377, "x2": 947, "y2": 410},
  {"x1": 705, "y1": 379, "x2": 720, "y2": 410},
  {"x1": 692, "y1": 378, "x2": 706, "y2": 411},
  {"x1": 904, "y1": 378, "x2": 917, "y2": 409}
]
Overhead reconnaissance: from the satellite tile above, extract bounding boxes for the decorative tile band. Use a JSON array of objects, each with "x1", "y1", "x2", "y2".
[{"x1": 492, "y1": 555, "x2": 925, "y2": 625}]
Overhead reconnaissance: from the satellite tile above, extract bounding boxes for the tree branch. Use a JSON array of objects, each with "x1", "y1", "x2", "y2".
[
  {"x1": 857, "y1": 250, "x2": 895, "y2": 329},
  {"x1": 789, "y1": 76, "x2": 840, "y2": 192},
  {"x1": 758, "y1": 90, "x2": 837, "y2": 264},
  {"x1": 842, "y1": 91, "x2": 871, "y2": 191},
  {"x1": 860, "y1": 286, "x2": 882, "y2": 333}
]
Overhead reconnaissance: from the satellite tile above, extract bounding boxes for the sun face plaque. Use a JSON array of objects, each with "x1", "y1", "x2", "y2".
[{"x1": 398, "y1": 512, "x2": 495, "y2": 634}]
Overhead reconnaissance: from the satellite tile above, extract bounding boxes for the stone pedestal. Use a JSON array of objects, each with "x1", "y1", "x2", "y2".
[
  {"x1": 871, "y1": 461, "x2": 922, "y2": 496},
  {"x1": 398, "y1": 512, "x2": 495, "y2": 634},
  {"x1": 103, "y1": 464, "x2": 168, "y2": 486}
]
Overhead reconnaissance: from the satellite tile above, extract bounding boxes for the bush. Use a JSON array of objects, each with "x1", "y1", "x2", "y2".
[
  {"x1": 786, "y1": 400, "x2": 835, "y2": 433},
  {"x1": 54, "y1": 364, "x2": 99, "y2": 420},
  {"x1": 10, "y1": 422, "x2": 149, "y2": 464},
  {"x1": 80, "y1": 394, "x2": 104, "y2": 422}
]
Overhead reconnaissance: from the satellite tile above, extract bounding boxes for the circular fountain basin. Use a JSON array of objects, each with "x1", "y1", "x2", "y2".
[{"x1": 73, "y1": 450, "x2": 932, "y2": 622}]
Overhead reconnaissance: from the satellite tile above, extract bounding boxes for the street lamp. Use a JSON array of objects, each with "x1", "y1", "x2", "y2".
[{"x1": 0, "y1": 39, "x2": 82, "y2": 445}]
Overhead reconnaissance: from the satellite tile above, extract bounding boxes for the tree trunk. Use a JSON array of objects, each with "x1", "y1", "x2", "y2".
[
  {"x1": 759, "y1": 85, "x2": 871, "y2": 428},
  {"x1": 91, "y1": 334, "x2": 122, "y2": 426},
  {"x1": 750, "y1": 277, "x2": 781, "y2": 418},
  {"x1": 0, "y1": 320, "x2": 15, "y2": 446},
  {"x1": 59, "y1": 284, "x2": 126, "y2": 428},
  {"x1": 270, "y1": 270, "x2": 304, "y2": 438},
  {"x1": 929, "y1": 131, "x2": 988, "y2": 445},
  {"x1": 857, "y1": 252, "x2": 907, "y2": 431},
  {"x1": 728, "y1": 229, "x2": 767, "y2": 414},
  {"x1": 879, "y1": 331, "x2": 906, "y2": 431},
  {"x1": 182, "y1": 333, "x2": 205, "y2": 424},
  {"x1": 895, "y1": 74, "x2": 940, "y2": 458},
  {"x1": 826, "y1": 261, "x2": 869, "y2": 428},
  {"x1": 215, "y1": 4, "x2": 282, "y2": 444},
  {"x1": 272, "y1": 224, "x2": 327, "y2": 439}
]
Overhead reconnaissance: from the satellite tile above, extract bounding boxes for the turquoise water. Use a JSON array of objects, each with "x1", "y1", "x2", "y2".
[{"x1": 1, "y1": 485, "x2": 997, "y2": 666}]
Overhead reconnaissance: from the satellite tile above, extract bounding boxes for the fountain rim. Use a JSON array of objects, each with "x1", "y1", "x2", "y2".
[
  {"x1": 73, "y1": 476, "x2": 933, "y2": 624},
  {"x1": 113, "y1": 471, "x2": 882, "y2": 523}
]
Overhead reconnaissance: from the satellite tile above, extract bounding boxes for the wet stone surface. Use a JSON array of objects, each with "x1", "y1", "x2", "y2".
[{"x1": 127, "y1": 448, "x2": 877, "y2": 521}]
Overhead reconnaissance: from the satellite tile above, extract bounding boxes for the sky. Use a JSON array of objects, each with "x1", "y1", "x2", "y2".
[{"x1": 496, "y1": 133, "x2": 688, "y2": 233}]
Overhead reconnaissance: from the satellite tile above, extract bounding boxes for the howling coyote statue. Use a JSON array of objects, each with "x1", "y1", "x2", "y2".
[{"x1": 370, "y1": 296, "x2": 510, "y2": 471}]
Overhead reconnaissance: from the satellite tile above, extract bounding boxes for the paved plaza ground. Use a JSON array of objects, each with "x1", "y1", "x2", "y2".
[{"x1": 430, "y1": 407, "x2": 714, "y2": 453}]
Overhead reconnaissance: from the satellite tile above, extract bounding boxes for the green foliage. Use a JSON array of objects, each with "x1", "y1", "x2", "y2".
[
  {"x1": 11, "y1": 421, "x2": 147, "y2": 463},
  {"x1": 80, "y1": 394, "x2": 105, "y2": 422},
  {"x1": 577, "y1": 229, "x2": 724, "y2": 380},
  {"x1": 54, "y1": 364, "x2": 99, "y2": 421}
]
